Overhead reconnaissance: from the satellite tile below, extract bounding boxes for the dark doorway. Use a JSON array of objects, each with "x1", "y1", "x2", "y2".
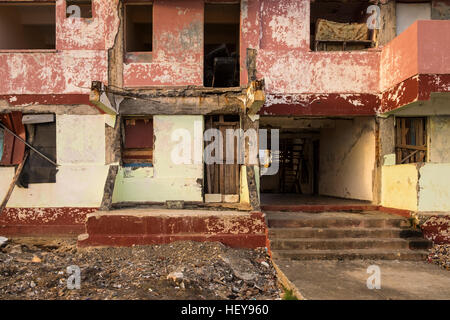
[{"x1": 204, "y1": 3, "x2": 240, "y2": 87}]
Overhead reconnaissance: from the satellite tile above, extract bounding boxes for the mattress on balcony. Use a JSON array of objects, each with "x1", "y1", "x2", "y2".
[{"x1": 315, "y1": 18, "x2": 369, "y2": 41}]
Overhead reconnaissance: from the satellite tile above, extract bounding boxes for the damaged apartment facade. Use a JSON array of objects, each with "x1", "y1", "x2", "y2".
[{"x1": 1, "y1": 0, "x2": 450, "y2": 246}]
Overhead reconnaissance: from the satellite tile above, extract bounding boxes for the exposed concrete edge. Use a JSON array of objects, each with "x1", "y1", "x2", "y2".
[
  {"x1": 271, "y1": 259, "x2": 306, "y2": 301},
  {"x1": 418, "y1": 211, "x2": 450, "y2": 217},
  {"x1": 86, "y1": 209, "x2": 253, "y2": 219},
  {"x1": 378, "y1": 206, "x2": 412, "y2": 218}
]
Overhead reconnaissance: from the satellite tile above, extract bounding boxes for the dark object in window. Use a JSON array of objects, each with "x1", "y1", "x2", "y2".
[
  {"x1": 395, "y1": 117, "x2": 427, "y2": 164},
  {"x1": 310, "y1": 0, "x2": 376, "y2": 51},
  {"x1": 204, "y1": 3, "x2": 240, "y2": 87},
  {"x1": 66, "y1": 0, "x2": 92, "y2": 19},
  {"x1": 19, "y1": 122, "x2": 57, "y2": 186},
  {"x1": 125, "y1": 3, "x2": 153, "y2": 52},
  {"x1": 122, "y1": 118, "x2": 153, "y2": 165},
  {"x1": 0, "y1": 3, "x2": 56, "y2": 50}
]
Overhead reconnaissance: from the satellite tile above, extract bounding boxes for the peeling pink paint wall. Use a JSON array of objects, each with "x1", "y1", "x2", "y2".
[
  {"x1": 243, "y1": 0, "x2": 380, "y2": 94},
  {"x1": 0, "y1": 0, "x2": 119, "y2": 95},
  {"x1": 380, "y1": 22, "x2": 419, "y2": 92},
  {"x1": 123, "y1": 0, "x2": 380, "y2": 93},
  {"x1": 123, "y1": 0, "x2": 204, "y2": 87},
  {"x1": 0, "y1": 0, "x2": 448, "y2": 100}
]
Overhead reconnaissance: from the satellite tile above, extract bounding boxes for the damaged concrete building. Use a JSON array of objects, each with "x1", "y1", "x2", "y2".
[{"x1": 0, "y1": 0, "x2": 449, "y2": 249}]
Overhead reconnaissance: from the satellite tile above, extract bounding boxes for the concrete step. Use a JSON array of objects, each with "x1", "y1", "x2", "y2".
[
  {"x1": 267, "y1": 215, "x2": 410, "y2": 229},
  {"x1": 272, "y1": 249, "x2": 430, "y2": 261},
  {"x1": 270, "y1": 238, "x2": 432, "y2": 251},
  {"x1": 77, "y1": 209, "x2": 267, "y2": 248},
  {"x1": 269, "y1": 227, "x2": 423, "y2": 239}
]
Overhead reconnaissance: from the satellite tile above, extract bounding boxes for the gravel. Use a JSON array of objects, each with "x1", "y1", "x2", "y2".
[
  {"x1": 427, "y1": 244, "x2": 450, "y2": 270},
  {"x1": 0, "y1": 237, "x2": 281, "y2": 300}
]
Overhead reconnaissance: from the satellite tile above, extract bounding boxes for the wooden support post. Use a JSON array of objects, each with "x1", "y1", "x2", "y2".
[
  {"x1": 0, "y1": 151, "x2": 29, "y2": 213},
  {"x1": 99, "y1": 165, "x2": 119, "y2": 211},
  {"x1": 242, "y1": 114, "x2": 260, "y2": 211}
]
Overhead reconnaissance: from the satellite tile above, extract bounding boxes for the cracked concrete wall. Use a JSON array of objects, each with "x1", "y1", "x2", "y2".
[
  {"x1": 381, "y1": 163, "x2": 419, "y2": 211},
  {"x1": 319, "y1": 117, "x2": 376, "y2": 201},
  {"x1": 381, "y1": 162, "x2": 450, "y2": 212},
  {"x1": 112, "y1": 115, "x2": 204, "y2": 203}
]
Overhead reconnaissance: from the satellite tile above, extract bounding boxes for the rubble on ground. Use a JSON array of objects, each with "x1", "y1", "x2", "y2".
[
  {"x1": 427, "y1": 244, "x2": 450, "y2": 270},
  {"x1": 0, "y1": 238, "x2": 281, "y2": 300}
]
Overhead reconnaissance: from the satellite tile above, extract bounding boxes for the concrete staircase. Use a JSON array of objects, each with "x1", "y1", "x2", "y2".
[{"x1": 267, "y1": 211, "x2": 432, "y2": 260}]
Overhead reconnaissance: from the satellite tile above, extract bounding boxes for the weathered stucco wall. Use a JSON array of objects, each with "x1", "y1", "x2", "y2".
[
  {"x1": 0, "y1": 167, "x2": 15, "y2": 202},
  {"x1": 5, "y1": 114, "x2": 109, "y2": 207},
  {"x1": 418, "y1": 163, "x2": 450, "y2": 212},
  {"x1": 0, "y1": 0, "x2": 119, "y2": 95},
  {"x1": 381, "y1": 164, "x2": 419, "y2": 212},
  {"x1": 57, "y1": 115, "x2": 106, "y2": 165},
  {"x1": 112, "y1": 115, "x2": 204, "y2": 203},
  {"x1": 319, "y1": 117, "x2": 376, "y2": 201},
  {"x1": 429, "y1": 116, "x2": 450, "y2": 163}
]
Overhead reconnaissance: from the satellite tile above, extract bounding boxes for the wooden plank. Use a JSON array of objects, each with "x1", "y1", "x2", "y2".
[
  {"x1": 123, "y1": 149, "x2": 153, "y2": 156},
  {"x1": 220, "y1": 125, "x2": 225, "y2": 194},
  {"x1": 400, "y1": 150, "x2": 419, "y2": 164},
  {"x1": 396, "y1": 144, "x2": 427, "y2": 151}
]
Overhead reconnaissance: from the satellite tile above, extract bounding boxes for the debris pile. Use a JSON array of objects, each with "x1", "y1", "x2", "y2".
[
  {"x1": 0, "y1": 238, "x2": 281, "y2": 300},
  {"x1": 427, "y1": 244, "x2": 450, "y2": 270}
]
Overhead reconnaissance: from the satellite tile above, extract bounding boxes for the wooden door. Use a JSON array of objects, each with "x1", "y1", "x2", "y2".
[{"x1": 205, "y1": 115, "x2": 240, "y2": 196}]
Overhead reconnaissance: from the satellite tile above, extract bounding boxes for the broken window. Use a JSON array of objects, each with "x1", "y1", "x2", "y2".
[
  {"x1": 66, "y1": 0, "x2": 93, "y2": 19},
  {"x1": 310, "y1": 0, "x2": 376, "y2": 51},
  {"x1": 19, "y1": 115, "x2": 57, "y2": 186},
  {"x1": 122, "y1": 117, "x2": 153, "y2": 166},
  {"x1": 0, "y1": 3, "x2": 56, "y2": 50},
  {"x1": 0, "y1": 113, "x2": 57, "y2": 185},
  {"x1": 125, "y1": 2, "x2": 153, "y2": 52},
  {"x1": 204, "y1": 3, "x2": 240, "y2": 87},
  {"x1": 395, "y1": 117, "x2": 427, "y2": 164}
]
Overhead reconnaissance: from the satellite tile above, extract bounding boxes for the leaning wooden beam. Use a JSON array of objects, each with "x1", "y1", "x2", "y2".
[
  {"x1": 99, "y1": 165, "x2": 119, "y2": 211},
  {"x1": 0, "y1": 151, "x2": 29, "y2": 214}
]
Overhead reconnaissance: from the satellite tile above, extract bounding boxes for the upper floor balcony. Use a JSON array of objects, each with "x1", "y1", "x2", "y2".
[
  {"x1": 379, "y1": 19, "x2": 450, "y2": 115},
  {"x1": 0, "y1": 0, "x2": 448, "y2": 117}
]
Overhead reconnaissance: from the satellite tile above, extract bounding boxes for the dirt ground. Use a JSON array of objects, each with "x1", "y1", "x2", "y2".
[{"x1": 0, "y1": 238, "x2": 281, "y2": 300}]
